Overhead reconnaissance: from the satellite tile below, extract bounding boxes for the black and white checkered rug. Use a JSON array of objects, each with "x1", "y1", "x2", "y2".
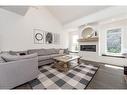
[{"x1": 29, "y1": 63, "x2": 99, "y2": 89}]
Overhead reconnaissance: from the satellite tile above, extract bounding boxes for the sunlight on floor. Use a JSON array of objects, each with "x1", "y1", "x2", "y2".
[{"x1": 104, "y1": 64, "x2": 123, "y2": 70}]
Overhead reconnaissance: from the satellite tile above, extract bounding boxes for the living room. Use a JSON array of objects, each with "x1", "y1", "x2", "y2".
[{"x1": 0, "y1": 0, "x2": 127, "y2": 94}]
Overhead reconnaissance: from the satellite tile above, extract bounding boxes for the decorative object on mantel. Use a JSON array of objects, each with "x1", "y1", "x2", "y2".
[
  {"x1": 78, "y1": 25, "x2": 98, "y2": 42},
  {"x1": 95, "y1": 31, "x2": 98, "y2": 36},
  {"x1": 82, "y1": 26, "x2": 95, "y2": 39},
  {"x1": 34, "y1": 29, "x2": 44, "y2": 44},
  {"x1": 78, "y1": 37, "x2": 98, "y2": 42}
]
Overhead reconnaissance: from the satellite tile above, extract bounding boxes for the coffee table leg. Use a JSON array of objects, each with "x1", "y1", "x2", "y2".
[
  {"x1": 64, "y1": 63, "x2": 68, "y2": 72},
  {"x1": 52, "y1": 59, "x2": 58, "y2": 68},
  {"x1": 77, "y1": 58, "x2": 80, "y2": 64}
]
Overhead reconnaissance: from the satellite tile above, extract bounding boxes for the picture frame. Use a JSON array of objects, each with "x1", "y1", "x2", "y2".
[
  {"x1": 34, "y1": 29, "x2": 44, "y2": 44},
  {"x1": 45, "y1": 32, "x2": 54, "y2": 44}
]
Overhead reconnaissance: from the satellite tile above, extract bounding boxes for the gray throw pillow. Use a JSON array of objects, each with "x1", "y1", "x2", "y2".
[
  {"x1": 2, "y1": 53, "x2": 38, "y2": 62},
  {"x1": 0, "y1": 57, "x2": 5, "y2": 63},
  {"x1": 9, "y1": 51, "x2": 17, "y2": 55},
  {"x1": 64, "y1": 48, "x2": 69, "y2": 54}
]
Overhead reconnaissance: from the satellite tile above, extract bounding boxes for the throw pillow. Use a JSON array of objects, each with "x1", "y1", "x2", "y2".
[
  {"x1": 64, "y1": 48, "x2": 69, "y2": 54},
  {"x1": 9, "y1": 51, "x2": 18, "y2": 55},
  {"x1": 0, "y1": 57, "x2": 5, "y2": 63},
  {"x1": 59, "y1": 49, "x2": 64, "y2": 54}
]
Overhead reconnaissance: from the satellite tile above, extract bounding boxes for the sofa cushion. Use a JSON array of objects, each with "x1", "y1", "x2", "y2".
[
  {"x1": 55, "y1": 49, "x2": 60, "y2": 54},
  {"x1": 50, "y1": 54, "x2": 64, "y2": 58},
  {"x1": 37, "y1": 49, "x2": 47, "y2": 56},
  {"x1": 38, "y1": 55, "x2": 51, "y2": 61},
  {"x1": 1, "y1": 53, "x2": 38, "y2": 62},
  {"x1": 45, "y1": 49, "x2": 58, "y2": 55},
  {"x1": 27, "y1": 49, "x2": 38, "y2": 54},
  {"x1": 28, "y1": 49, "x2": 59, "y2": 56},
  {"x1": 27, "y1": 49, "x2": 49, "y2": 56},
  {"x1": 9, "y1": 50, "x2": 28, "y2": 56}
]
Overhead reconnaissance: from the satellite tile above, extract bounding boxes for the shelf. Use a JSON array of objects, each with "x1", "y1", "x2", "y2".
[{"x1": 78, "y1": 37, "x2": 98, "y2": 42}]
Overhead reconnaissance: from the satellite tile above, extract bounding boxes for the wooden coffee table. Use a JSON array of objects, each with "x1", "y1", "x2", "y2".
[{"x1": 53, "y1": 55, "x2": 81, "y2": 72}]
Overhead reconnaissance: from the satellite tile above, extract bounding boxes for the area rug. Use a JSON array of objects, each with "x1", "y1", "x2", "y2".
[{"x1": 29, "y1": 63, "x2": 99, "y2": 89}]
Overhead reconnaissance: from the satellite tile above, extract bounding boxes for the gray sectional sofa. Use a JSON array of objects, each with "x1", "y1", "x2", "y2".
[
  {"x1": 1, "y1": 48, "x2": 69, "y2": 67},
  {"x1": 0, "y1": 48, "x2": 69, "y2": 89},
  {"x1": 8, "y1": 48, "x2": 69, "y2": 66}
]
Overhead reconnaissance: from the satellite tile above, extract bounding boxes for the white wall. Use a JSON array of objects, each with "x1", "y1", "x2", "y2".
[
  {"x1": 0, "y1": 7, "x2": 67, "y2": 51},
  {"x1": 60, "y1": 29, "x2": 69, "y2": 49}
]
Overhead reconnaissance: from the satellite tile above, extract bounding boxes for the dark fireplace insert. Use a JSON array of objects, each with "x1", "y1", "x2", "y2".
[{"x1": 80, "y1": 45, "x2": 96, "y2": 52}]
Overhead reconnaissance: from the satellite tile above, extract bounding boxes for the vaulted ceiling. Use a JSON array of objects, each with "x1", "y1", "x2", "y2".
[
  {"x1": 46, "y1": 6, "x2": 110, "y2": 24},
  {"x1": 0, "y1": 6, "x2": 110, "y2": 25},
  {"x1": 0, "y1": 6, "x2": 29, "y2": 16}
]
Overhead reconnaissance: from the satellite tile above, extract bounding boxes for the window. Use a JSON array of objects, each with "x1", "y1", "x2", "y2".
[
  {"x1": 71, "y1": 35, "x2": 79, "y2": 52},
  {"x1": 106, "y1": 28, "x2": 122, "y2": 54}
]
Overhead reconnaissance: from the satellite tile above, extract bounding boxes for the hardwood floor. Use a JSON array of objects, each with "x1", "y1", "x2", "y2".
[{"x1": 81, "y1": 60, "x2": 127, "y2": 89}]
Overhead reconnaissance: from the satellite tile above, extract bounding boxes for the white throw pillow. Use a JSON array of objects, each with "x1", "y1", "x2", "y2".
[{"x1": 59, "y1": 49, "x2": 64, "y2": 54}]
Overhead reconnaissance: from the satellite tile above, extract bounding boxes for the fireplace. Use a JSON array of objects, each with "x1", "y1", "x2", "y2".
[{"x1": 80, "y1": 45, "x2": 96, "y2": 52}]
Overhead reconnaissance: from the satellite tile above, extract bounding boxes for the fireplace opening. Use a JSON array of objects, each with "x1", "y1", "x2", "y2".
[{"x1": 80, "y1": 45, "x2": 96, "y2": 52}]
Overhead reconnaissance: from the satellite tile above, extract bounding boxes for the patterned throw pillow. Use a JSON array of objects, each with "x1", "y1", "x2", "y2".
[
  {"x1": 0, "y1": 57, "x2": 5, "y2": 63},
  {"x1": 59, "y1": 49, "x2": 64, "y2": 54}
]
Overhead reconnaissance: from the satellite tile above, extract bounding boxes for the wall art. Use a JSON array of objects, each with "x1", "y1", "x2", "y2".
[
  {"x1": 45, "y1": 32, "x2": 53, "y2": 44},
  {"x1": 34, "y1": 29, "x2": 44, "y2": 44}
]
